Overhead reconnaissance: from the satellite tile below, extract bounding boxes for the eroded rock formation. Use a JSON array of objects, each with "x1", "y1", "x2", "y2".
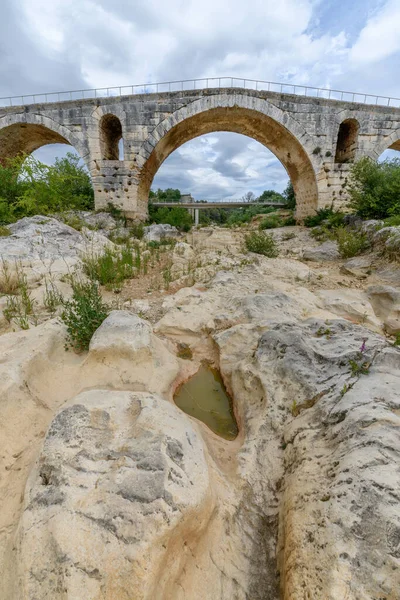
[{"x1": 0, "y1": 222, "x2": 399, "y2": 599}]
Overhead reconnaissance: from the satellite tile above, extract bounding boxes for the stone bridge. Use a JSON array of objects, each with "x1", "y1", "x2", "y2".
[{"x1": 1, "y1": 83, "x2": 400, "y2": 220}]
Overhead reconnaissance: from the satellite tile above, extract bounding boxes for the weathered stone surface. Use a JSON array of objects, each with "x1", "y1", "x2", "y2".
[
  {"x1": 303, "y1": 241, "x2": 340, "y2": 261},
  {"x1": 15, "y1": 390, "x2": 213, "y2": 600},
  {"x1": 170, "y1": 242, "x2": 196, "y2": 279},
  {"x1": 0, "y1": 215, "x2": 112, "y2": 267},
  {"x1": 367, "y1": 285, "x2": 400, "y2": 334},
  {"x1": 143, "y1": 223, "x2": 180, "y2": 242},
  {"x1": 3, "y1": 88, "x2": 400, "y2": 219},
  {"x1": 317, "y1": 288, "x2": 382, "y2": 331},
  {"x1": 340, "y1": 255, "x2": 373, "y2": 278},
  {"x1": 86, "y1": 311, "x2": 181, "y2": 396},
  {"x1": 78, "y1": 210, "x2": 118, "y2": 231},
  {"x1": 1, "y1": 229, "x2": 400, "y2": 599}
]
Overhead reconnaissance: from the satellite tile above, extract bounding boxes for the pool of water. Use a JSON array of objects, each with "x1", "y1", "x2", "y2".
[{"x1": 174, "y1": 365, "x2": 238, "y2": 440}]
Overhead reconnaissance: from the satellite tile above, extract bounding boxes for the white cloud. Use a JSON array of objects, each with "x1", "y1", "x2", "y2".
[
  {"x1": 9, "y1": 0, "x2": 400, "y2": 199},
  {"x1": 349, "y1": 0, "x2": 400, "y2": 65}
]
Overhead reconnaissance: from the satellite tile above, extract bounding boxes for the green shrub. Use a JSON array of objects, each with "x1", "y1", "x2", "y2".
[
  {"x1": 347, "y1": 157, "x2": 400, "y2": 219},
  {"x1": 384, "y1": 214, "x2": 400, "y2": 227},
  {"x1": 259, "y1": 214, "x2": 283, "y2": 229},
  {"x1": 148, "y1": 205, "x2": 192, "y2": 231},
  {"x1": 82, "y1": 243, "x2": 137, "y2": 289},
  {"x1": 245, "y1": 231, "x2": 279, "y2": 257},
  {"x1": 283, "y1": 215, "x2": 297, "y2": 226},
  {"x1": 304, "y1": 207, "x2": 335, "y2": 227},
  {"x1": 0, "y1": 225, "x2": 11, "y2": 236},
  {"x1": 226, "y1": 205, "x2": 275, "y2": 227},
  {"x1": 336, "y1": 228, "x2": 369, "y2": 258},
  {"x1": 61, "y1": 280, "x2": 109, "y2": 352},
  {"x1": 394, "y1": 333, "x2": 400, "y2": 346},
  {"x1": 130, "y1": 222, "x2": 144, "y2": 239},
  {"x1": 0, "y1": 153, "x2": 94, "y2": 223}
]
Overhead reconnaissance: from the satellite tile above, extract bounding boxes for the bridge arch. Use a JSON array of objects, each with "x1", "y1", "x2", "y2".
[
  {"x1": 372, "y1": 127, "x2": 400, "y2": 159},
  {"x1": 99, "y1": 114, "x2": 123, "y2": 160},
  {"x1": 0, "y1": 113, "x2": 89, "y2": 169},
  {"x1": 335, "y1": 118, "x2": 359, "y2": 164},
  {"x1": 137, "y1": 94, "x2": 319, "y2": 218}
]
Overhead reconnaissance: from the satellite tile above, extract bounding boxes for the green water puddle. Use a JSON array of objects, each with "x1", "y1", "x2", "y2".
[{"x1": 174, "y1": 365, "x2": 238, "y2": 440}]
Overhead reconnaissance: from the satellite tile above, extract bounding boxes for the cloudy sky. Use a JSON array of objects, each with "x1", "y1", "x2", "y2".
[{"x1": 2, "y1": 0, "x2": 400, "y2": 199}]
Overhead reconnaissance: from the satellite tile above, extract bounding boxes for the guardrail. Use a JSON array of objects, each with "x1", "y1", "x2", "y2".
[{"x1": 1, "y1": 77, "x2": 400, "y2": 108}]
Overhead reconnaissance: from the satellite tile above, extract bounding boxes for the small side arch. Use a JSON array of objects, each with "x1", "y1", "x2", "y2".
[
  {"x1": 335, "y1": 118, "x2": 359, "y2": 163},
  {"x1": 99, "y1": 114, "x2": 123, "y2": 160},
  {"x1": 371, "y1": 126, "x2": 400, "y2": 159},
  {"x1": 0, "y1": 113, "x2": 88, "y2": 163}
]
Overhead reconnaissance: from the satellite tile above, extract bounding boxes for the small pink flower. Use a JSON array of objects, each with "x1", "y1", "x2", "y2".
[{"x1": 360, "y1": 338, "x2": 367, "y2": 353}]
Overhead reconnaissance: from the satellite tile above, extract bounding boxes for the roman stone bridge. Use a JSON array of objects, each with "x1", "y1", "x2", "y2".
[{"x1": 1, "y1": 78, "x2": 400, "y2": 220}]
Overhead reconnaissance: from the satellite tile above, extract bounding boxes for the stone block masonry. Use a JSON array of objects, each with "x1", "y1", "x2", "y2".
[{"x1": 1, "y1": 87, "x2": 400, "y2": 219}]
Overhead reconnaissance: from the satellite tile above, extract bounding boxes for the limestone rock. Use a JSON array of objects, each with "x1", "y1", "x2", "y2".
[
  {"x1": 367, "y1": 285, "x2": 400, "y2": 334},
  {"x1": 87, "y1": 311, "x2": 180, "y2": 396},
  {"x1": 302, "y1": 241, "x2": 340, "y2": 261},
  {"x1": 0, "y1": 215, "x2": 113, "y2": 278},
  {"x1": 360, "y1": 219, "x2": 384, "y2": 235},
  {"x1": 79, "y1": 210, "x2": 118, "y2": 231},
  {"x1": 171, "y1": 242, "x2": 195, "y2": 279},
  {"x1": 340, "y1": 255, "x2": 373, "y2": 279},
  {"x1": 143, "y1": 223, "x2": 180, "y2": 242},
  {"x1": 372, "y1": 225, "x2": 399, "y2": 245},
  {"x1": 250, "y1": 319, "x2": 400, "y2": 600},
  {"x1": 15, "y1": 389, "x2": 213, "y2": 600},
  {"x1": 317, "y1": 288, "x2": 382, "y2": 331}
]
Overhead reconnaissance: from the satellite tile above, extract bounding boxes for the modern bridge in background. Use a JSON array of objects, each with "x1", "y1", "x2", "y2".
[
  {"x1": 1, "y1": 77, "x2": 400, "y2": 220},
  {"x1": 151, "y1": 200, "x2": 288, "y2": 225}
]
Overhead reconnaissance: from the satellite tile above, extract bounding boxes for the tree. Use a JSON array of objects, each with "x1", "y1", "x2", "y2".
[
  {"x1": 283, "y1": 181, "x2": 296, "y2": 210},
  {"x1": 0, "y1": 152, "x2": 94, "y2": 224},
  {"x1": 149, "y1": 188, "x2": 181, "y2": 202},
  {"x1": 257, "y1": 189, "x2": 285, "y2": 203},
  {"x1": 241, "y1": 191, "x2": 256, "y2": 203},
  {"x1": 347, "y1": 157, "x2": 400, "y2": 218}
]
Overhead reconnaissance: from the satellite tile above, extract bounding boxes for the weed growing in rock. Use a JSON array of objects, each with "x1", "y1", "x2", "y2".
[
  {"x1": 0, "y1": 259, "x2": 18, "y2": 294},
  {"x1": 130, "y1": 222, "x2": 144, "y2": 239},
  {"x1": 61, "y1": 279, "x2": 109, "y2": 352},
  {"x1": 348, "y1": 340, "x2": 371, "y2": 377},
  {"x1": 336, "y1": 228, "x2": 369, "y2": 259},
  {"x1": 43, "y1": 278, "x2": 63, "y2": 314},
  {"x1": 60, "y1": 213, "x2": 86, "y2": 231},
  {"x1": 316, "y1": 326, "x2": 332, "y2": 339},
  {"x1": 394, "y1": 333, "x2": 400, "y2": 346},
  {"x1": 3, "y1": 262, "x2": 37, "y2": 329},
  {"x1": 82, "y1": 243, "x2": 136, "y2": 289},
  {"x1": 349, "y1": 358, "x2": 370, "y2": 376},
  {"x1": 244, "y1": 231, "x2": 279, "y2": 257},
  {"x1": 0, "y1": 225, "x2": 10, "y2": 236}
]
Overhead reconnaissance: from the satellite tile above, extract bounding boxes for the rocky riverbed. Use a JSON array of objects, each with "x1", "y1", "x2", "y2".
[{"x1": 0, "y1": 216, "x2": 399, "y2": 599}]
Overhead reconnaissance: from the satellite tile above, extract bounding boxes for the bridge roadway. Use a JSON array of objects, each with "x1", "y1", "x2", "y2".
[
  {"x1": 151, "y1": 201, "x2": 288, "y2": 225},
  {"x1": 1, "y1": 77, "x2": 400, "y2": 220},
  {"x1": 150, "y1": 201, "x2": 286, "y2": 208}
]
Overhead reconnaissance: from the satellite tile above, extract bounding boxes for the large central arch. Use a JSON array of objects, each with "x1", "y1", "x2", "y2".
[{"x1": 137, "y1": 95, "x2": 319, "y2": 218}]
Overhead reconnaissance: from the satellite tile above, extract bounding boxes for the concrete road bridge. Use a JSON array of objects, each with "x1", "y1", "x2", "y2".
[
  {"x1": 1, "y1": 77, "x2": 400, "y2": 220},
  {"x1": 151, "y1": 200, "x2": 287, "y2": 225}
]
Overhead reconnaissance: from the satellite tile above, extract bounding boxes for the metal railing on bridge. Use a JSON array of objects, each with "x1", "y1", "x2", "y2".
[{"x1": 1, "y1": 77, "x2": 400, "y2": 109}]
